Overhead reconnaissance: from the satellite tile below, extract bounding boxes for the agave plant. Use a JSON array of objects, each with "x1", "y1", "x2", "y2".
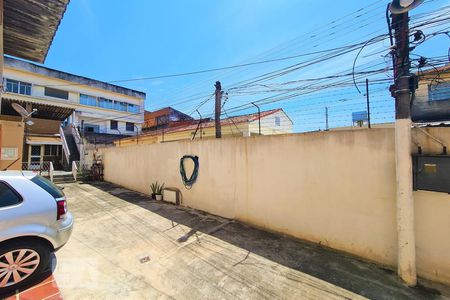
[{"x1": 150, "y1": 181, "x2": 165, "y2": 197}]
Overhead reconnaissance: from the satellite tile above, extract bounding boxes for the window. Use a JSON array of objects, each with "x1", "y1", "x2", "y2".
[
  {"x1": 429, "y1": 82, "x2": 450, "y2": 102},
  {"x1": 5, "y1": 79, "x2": 31, "y2": 95},
  {"x1": 98, "y1": 97, "x2": 113, "y2": 109},
  {"x1": 0, "y1": 182, "x2": 22, "y2": 207},
  {"x1": 80, "y1": 94, "x2": 97, "y2": 106},
  {"x1": 114, "y1": 101, "x2": 127, "y2": 112},
  {"x1": 45, "y1": 87, "x2": 69, "y2": 100},
  {"x1": 275, "y1": 116, "x2": 281, "y2": 126},
  {"x1": 44, "y1": 145, "x2": 59, "y2": 156},
  {"x1": 128, "y1": 104, "x2": 139, "y2": 113},
  {"x1": 30, "y1": 175, "x2": 64, "y2": 199},
  {"x1": 110, "y1": 120, "x2": 118, "y2": 130},
  {"x1": 126, "y1": 122, "x2": 134, "y2": 132}
]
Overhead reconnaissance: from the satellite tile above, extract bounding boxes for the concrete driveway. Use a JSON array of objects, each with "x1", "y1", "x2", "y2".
[{"x1": 38, "y1": 182, "x2": 450, "y2": 299}]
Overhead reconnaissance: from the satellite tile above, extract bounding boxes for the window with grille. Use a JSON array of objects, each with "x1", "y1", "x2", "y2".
[
  {"x1": 44, "y1": 145, "x2": 59, "y2": 156},
  {"x1": 110, "y1": 120, "x2": 118, "y2": 130},
  {"x1": 126, "y1": 122, "x2": 134, "y2": 132}
]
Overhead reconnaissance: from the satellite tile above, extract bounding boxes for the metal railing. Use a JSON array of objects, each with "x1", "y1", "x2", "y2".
[
  {"x1": 22, "y1": 162, "x2": 51, "y2": 177},
  {"x1": 71, "y1": 124, "x2": 83, "y2": 157},
  {"x1": 60, "y1": 126, "x2": 71, "y2": 165},
  {"x1": 72, "y1": 161, "x2": 79, "y2": 181},
  {"x1": 49, "y1": 162, "x2": 54, "y2": 182}
]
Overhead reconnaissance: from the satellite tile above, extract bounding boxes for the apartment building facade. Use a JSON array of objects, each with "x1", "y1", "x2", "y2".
[{"x1": 1, "y1": 56, "x2": 146, "y2": 169}]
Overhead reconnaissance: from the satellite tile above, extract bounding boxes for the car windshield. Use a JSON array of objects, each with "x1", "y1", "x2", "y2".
[{"x1": 30, "y1": 175, "x2": 65, "y2": 199}]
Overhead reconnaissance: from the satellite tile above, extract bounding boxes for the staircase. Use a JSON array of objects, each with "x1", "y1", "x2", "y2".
[
  {"x1": 52, "y1": 171, "x2": 76, "y2": 184},
  {"x1": 62, "y1": 125, "x2": 80, "y2": 169}
]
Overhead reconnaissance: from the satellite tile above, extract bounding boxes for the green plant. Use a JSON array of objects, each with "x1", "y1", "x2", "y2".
[{"x1": 150, "y1": 181, "x2": 165, "y2": 196}]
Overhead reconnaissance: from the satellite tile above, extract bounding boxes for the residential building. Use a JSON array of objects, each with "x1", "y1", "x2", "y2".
[
  {"x1": 143, "y1": 107, "x2": 194, "y2": 131},
  {"x1": 1, "y1": 57, "x2": 146, "y2": 170},
  {"x1": 412, "y1": 64, "x2": 450, "y2": 123},
  {"x1": 0, "y1": 0, "x2": 70, "y2": 171},
  {"x1": 116, "y1": 108, "x2": 293, "y2": 146}
]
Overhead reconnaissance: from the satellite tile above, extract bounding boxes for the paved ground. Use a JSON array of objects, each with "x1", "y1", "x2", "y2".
[{"x1": 15, "y1": 182, "x2": 450, "y2": 299}]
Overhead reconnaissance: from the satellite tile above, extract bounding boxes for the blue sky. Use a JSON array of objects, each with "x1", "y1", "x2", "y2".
[{"x1": 45, "y1": 0, "x2": 449, "y2": 132}]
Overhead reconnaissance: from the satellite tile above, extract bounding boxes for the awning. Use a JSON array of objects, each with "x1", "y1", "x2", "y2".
[
  {"x1": 26, "y1": 136, "x2": 62, "y2": 145},
  {"x1": 4, "y1": 0, "x2": 70, "y2": 63},
  {"x1": 1, "y1": 97, "x2": 75, "y2": 121}
]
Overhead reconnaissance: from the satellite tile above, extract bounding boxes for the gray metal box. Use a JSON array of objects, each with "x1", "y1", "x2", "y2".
[{"x1": 413, "y1": 155, "x2": 450, "y2": 193}]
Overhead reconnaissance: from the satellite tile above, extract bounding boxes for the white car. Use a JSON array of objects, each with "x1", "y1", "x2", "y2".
[{"x1": 0, "y1": 171, "x2": 73, "y2": 294}]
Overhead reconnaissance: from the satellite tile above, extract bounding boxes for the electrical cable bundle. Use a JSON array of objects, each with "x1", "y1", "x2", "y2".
[{"x1": 180, "y1": 155, "x2": 199, "y2": 189}]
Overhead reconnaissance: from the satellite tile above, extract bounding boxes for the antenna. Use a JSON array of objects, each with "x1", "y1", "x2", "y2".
[
  {"x1": 11, "y1": 103, "x2": 37, "y2": 127},
  {"x1": 11, "y1": 103, "x2": 36, "y2": 121},
  {"x1": 11, "y1": 103, "x2": 29, "y2": 118},
  {"x1": 390, "y1": 0, "x2": 424, "y2": 14}
]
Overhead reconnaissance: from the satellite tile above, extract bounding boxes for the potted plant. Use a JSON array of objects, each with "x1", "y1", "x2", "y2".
[{"x1": 150, "y1": 181, "x2": 164, "y2": 200}]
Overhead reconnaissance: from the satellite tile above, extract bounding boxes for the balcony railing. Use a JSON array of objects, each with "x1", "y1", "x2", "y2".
[
  {"x1": 60, "y1": 126, "x2": 70, "y2": 165},
  {"x1": 22, "y1": 162, "x2": 51, "y2": 177}
]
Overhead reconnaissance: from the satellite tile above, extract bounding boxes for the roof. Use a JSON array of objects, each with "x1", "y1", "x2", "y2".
[
  {"x1": 419, "y1": 64, "x2": 450, "y2": 76},
  {"x1": 122, "y1": 108, "x2": 287, "y2": 142},
  {"x1": 1, "y1": 96, "x2": 75, "y2": 121},
  {"x1": 26, "y1": 136, "x2": 62, "y2": 145},
  {"x1": 3, "y1": 0, "x2": 70, "y2": 63},
  {"x1": 5, "y1": 57, "x2": 146, "y2": 99},
  {"x1": 164, "y1": 108, "x2": 285, "y2": 134}
]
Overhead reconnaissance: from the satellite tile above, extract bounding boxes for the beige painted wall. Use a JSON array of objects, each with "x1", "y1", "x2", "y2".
[
  {"x1": 99, "y1": 128, "x2": 450, "y2": 285},
  {"x1": 0, "y1": 117, "x2": 24, "y2": 170}
]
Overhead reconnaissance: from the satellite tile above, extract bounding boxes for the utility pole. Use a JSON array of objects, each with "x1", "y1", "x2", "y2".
[
  {"x1": 325, "y1": 107, "x2": 329, "y2": 131},
  {"x1": 391, "y1": 9, "x2": 417, "y2": 287},
  {"x1": 251, "y1": 102, "x2": 261, "y2": 136},
  {"x1": 215, "y1": 81, "x2": 223, "y2": 138},
  {"x1": 366, "y1": 79, "x2": 371, "y2": 128}
]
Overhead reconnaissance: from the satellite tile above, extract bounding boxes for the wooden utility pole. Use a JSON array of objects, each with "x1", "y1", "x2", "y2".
[
  {"x1": 215, "y1": 81, "x2": 223, "y2": 138},
  {"x1": 325, "y1": 107, "x2": 329, "y2": 130},
  {"x1": 391, "y1": 10, "x2": 417, "y2": 287}
]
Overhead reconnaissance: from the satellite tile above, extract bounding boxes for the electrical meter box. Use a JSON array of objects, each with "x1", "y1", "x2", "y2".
[{"x1": 413, "y1": 155, "x2": 450, "y2": 193}]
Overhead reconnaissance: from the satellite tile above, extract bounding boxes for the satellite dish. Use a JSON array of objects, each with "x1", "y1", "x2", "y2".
[
  {"x1": 11, "y1": 103, "x2": 30, "y2": 118},
  {"x1": 390, "y1": 0, "x2": 424, "y2": 14},
  {"x1": 11, "y1": 103, "x2": 36, "y2": 124}
]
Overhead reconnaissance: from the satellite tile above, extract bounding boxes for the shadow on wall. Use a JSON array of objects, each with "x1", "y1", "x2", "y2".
[{"x1": 83, "y1": 181, "x2": 448, "y2": 300}]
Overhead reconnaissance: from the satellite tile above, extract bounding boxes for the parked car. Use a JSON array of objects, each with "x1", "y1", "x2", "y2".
[{"x1": 0, "y1": 171, "x2": 73, "y2": 294}]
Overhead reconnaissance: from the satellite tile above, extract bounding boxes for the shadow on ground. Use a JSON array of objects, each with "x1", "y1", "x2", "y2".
[{"x1": 83, "y1": 181, "x2": 449, "y2": 300}]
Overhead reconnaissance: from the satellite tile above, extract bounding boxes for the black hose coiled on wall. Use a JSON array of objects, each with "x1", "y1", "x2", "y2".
[{"x1": 180, "y1": 155, "x2": 199, "y2": 189}]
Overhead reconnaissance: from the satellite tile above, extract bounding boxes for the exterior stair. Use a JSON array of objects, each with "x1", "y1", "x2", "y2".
[
  {"x1": 53, "y1": 171, "x2": 76, "y2": 184},
  {"x1": 63, "y1": 126, "x2": 80, "y2": 169}
]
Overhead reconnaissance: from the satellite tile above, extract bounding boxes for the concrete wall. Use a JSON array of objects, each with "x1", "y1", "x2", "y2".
[
  {"x1": 99, "y1": 128, "x2": 450, "y2": 285},
  {"x1": 0, "y1": 116, "x2": 24, "y2": 170}
]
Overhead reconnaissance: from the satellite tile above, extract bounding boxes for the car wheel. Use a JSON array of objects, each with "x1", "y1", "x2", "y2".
[{"x1": 0, "y1": 239, "x2": 50, "y2": 295}]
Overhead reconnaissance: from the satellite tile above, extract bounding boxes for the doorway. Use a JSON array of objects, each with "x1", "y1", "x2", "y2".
[{"x1": 29, "y1": 145, "x2": 42, "y2": 169}]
